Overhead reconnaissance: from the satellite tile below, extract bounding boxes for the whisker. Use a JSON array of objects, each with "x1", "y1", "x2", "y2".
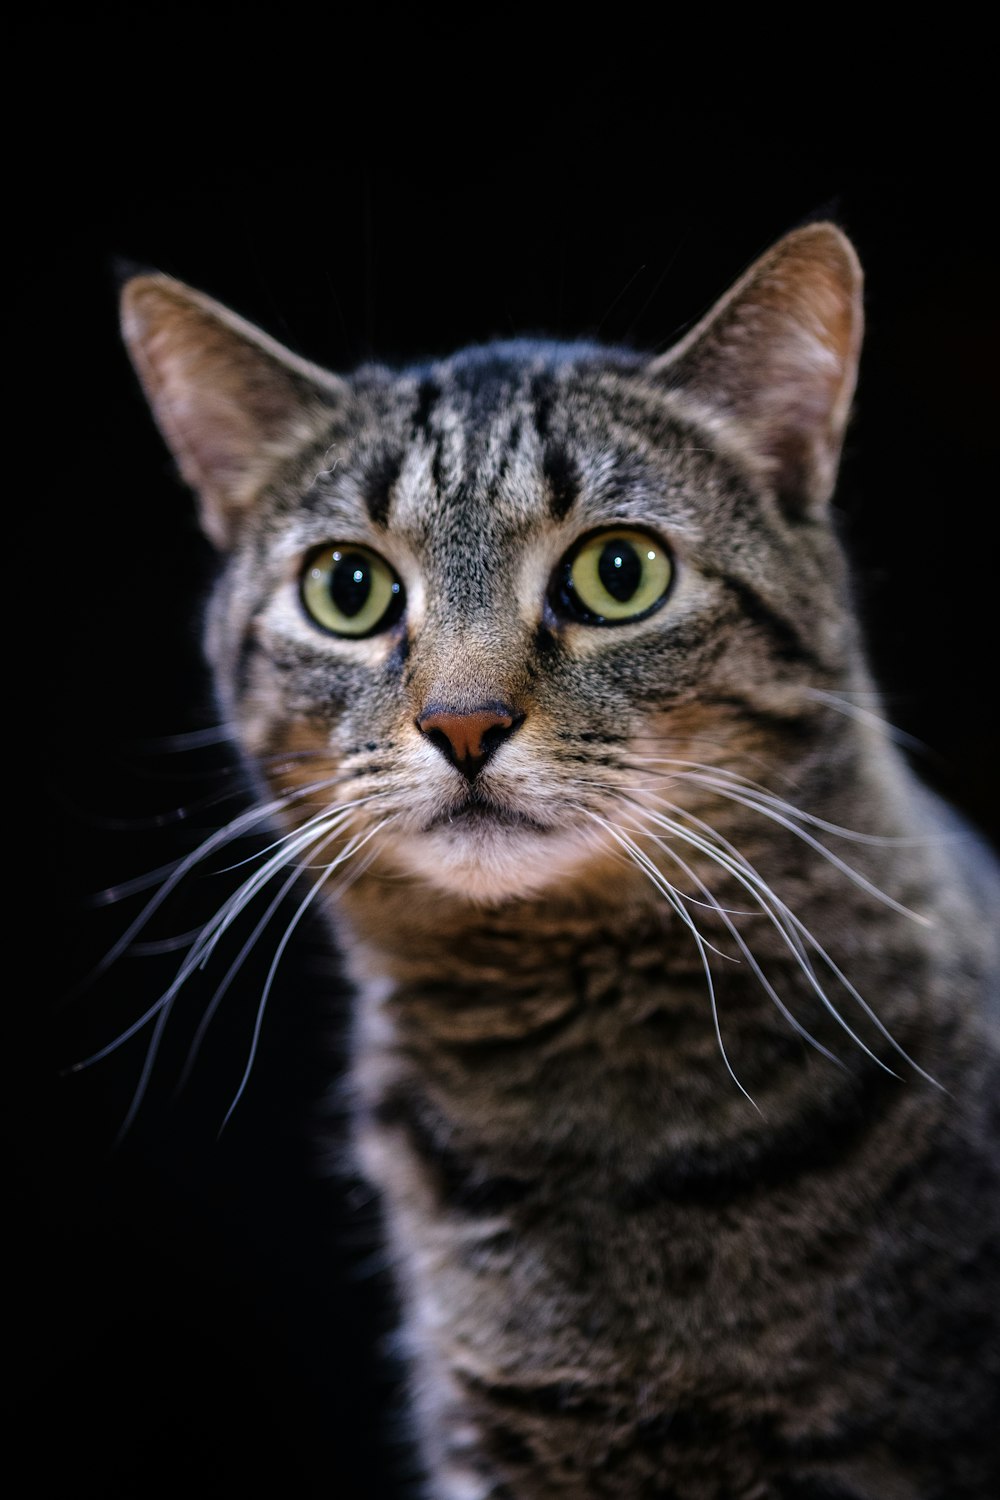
[
  {"x1": 587, "y1": 814, "x2": 734, "y2": 961},
  {"x1": 651, "y1": 773, "x2": 932, "y2": 924},
  {"x1": 563, "y1": 775, "x2": 756, "y2": 918},
  {"x1": 632, "y1": 796, "x2": 940, "y2": 1084},
  {"x1": 75, "y1": 775, "x2": 355, "y2": 979},
  {"x1": 78, "y1": 783, "x2": 250, "y2": 836},
  {"x1": 175, "y1": 818, "x2": 366, "y2": 1093},
  {"x1": 685, "y1": 777, "x2": 938, "y2": 848},
  {"x1": 126, "y1": 723, "x2": 238, "y2": 752},
  {"x1": 625, "y1": 756, "x2": 903, "y2": 843},
  {"x1": 70, "y1": 795, "x2": 386, "y2": 1074},
  {"x1": 799, "y1": 687, "x2": 926, "y2": 752},
  {"x1": 627, "y1": 735, "x2": 793, "y2": 781},
  {"x1": 128, "y1": 930, "x2": 203, "y2": 956},
  {"x1": 635, "y1": 801, "x2": 899, "y2": 1075},
  {"x1": 217, "y1": 815, "x2": 397, "y2": 1136},
  {"x1": 113, "y1": 802, "x2": 393, "y2": 1138},
  {"x1": 114, "y1": 988, "x2": 175, "y2": 1141},
  {"x1": 621, "y1": 754, "x2": 935, "y2": 901},
  {"x1": 627, "y1": 812, "x2": 843, "y2": 1070},
  {"x1": 584, "y1": 811, "x2": 760, "y2": 1110},
  {"x1": 89, "y1": 857, "x2": 210, "y2": 907},
  {"x1": 191, "y1": 806, "x2": 371, "y2": 973},
  {"x1": 211, "y1": 789, "x2": 370, "y2": 875},
  {"x1": 86, "y1": 762, "x2": 356, "y2": 903}
]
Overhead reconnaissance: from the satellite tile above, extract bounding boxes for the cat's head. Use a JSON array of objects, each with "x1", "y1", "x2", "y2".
[{"x1": 121, "y1": 225, "x2": 863, "y2": 905}]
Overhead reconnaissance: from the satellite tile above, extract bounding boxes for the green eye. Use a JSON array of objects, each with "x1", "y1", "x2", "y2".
[
  {"x1": 554, "y1": 529, "x2": 673, "y2": 625},
  {"x1": 301, "y1": 545, "x2": 404, "y2": 637}
]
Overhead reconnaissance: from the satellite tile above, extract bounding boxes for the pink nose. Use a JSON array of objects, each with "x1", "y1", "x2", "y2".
[{"x1": 416, "y1": 703, "x2": 522, "y2": 780}]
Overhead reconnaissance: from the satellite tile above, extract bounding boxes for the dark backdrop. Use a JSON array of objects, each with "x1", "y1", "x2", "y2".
[{"x1": 15, "y1": 18, "x2": 997, "y2": 1498}]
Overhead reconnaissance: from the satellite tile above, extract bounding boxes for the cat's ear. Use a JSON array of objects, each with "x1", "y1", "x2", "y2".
[
  {"x1": 648, "y1": 223, "x2": 863, "y2": 514},
  {"x1": 120, "y1": 276, "x2": 346, "y2": 549}
]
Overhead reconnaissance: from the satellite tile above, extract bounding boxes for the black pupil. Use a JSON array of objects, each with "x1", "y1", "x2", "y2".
[
  {"x1": 598, "y1": 539, "x2": 641, "y2": 602},
  {"x1": 331, "y1": 552, "x2": 373, "y2": 617}
]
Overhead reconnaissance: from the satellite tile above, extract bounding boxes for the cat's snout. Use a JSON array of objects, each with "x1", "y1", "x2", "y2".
[{"x1": 416, "y1": 703, "x2": 524, "y2": 782}]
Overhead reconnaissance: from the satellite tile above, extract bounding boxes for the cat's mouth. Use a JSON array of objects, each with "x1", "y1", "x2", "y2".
[
  {"x1": 427, "y1": 793, "x2": 553, "y2": 836},
  {"x1": 401, "y1": 788, "x2": 598, "y2": 900}
]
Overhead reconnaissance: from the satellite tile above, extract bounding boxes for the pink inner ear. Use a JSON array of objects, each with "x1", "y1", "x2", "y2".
[
  {"x1": 122, "y1": 275, "x2": 333, "y2": 549},
  {"x1": 651, "y1": 225, "x2": 863, "y2": 512},
  {"x1": 168, "y1": 390, "x2": 255, "y2": 491}
]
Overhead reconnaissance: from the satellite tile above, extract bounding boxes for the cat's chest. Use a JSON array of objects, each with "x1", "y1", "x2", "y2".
[
  {"x1": 341, "y1": 892, "x2": 718, "y2": 1062},
  {"x1": 363, "y1": 1060, "x2": 904, "y2": 1443}
]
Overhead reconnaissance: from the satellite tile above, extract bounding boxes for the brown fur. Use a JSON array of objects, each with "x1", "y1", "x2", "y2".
[{"x1": 121, "y1": 225, "x2": 1000, "y2": 1497}]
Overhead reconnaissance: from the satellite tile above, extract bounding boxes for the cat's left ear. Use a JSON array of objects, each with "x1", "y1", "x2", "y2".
[
  {"x1": 121, "y1": 275, "x2": 347, "y2": 550},
  {"x1": 648, "y1": 223, "x2": 863, "y2": 515}
]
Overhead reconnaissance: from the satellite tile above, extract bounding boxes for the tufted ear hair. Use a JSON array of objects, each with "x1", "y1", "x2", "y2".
[
  {"x1": 648, "y1": 223, "x2": 863, "y2": 515},
  {"x1": 121, "y1": 275, "x2": 347, "y2": 549}
]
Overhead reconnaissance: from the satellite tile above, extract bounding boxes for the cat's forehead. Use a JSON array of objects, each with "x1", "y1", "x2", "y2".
[{"x1": 299, "y1": 340, "x2": 706, "y2": 548}]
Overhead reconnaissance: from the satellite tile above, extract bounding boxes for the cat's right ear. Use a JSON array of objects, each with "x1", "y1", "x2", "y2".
[
  {"x1": 120, "y1": 276, "x2": 346, "y2": 550},
  {"x1": 647, "y1": 224, "x2": 863, "y2": 517}
]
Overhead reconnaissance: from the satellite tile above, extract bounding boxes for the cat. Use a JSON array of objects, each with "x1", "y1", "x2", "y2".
[{"x1": 118, "y1": 223, "x2": 999, "y2": 1498}]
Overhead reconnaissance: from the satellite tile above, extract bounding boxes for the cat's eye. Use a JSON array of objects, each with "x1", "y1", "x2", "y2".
[
  {"x1": 301, "y1": 545, "x2": 404, "y2": 637},
  {"x1": 553, "y1": 529, "x2": 673, "y2": 625}
]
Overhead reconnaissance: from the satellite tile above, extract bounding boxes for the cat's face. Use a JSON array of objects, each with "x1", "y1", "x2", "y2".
[
  {"x1": 207, "y1": 353, "x2": 850, "y2": 905},
  {"x1": 122, "y1": 226, "x2": 862, "y2": 906}
]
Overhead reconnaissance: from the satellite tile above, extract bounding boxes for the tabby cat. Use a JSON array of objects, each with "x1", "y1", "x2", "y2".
[{"x1": 119, "y1": 224, "x2": 999, "y2": 1498}]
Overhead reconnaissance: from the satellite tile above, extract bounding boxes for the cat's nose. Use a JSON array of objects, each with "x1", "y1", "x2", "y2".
[{"x1": 416, "y1": 703, "x2": 523, "y2": 781}]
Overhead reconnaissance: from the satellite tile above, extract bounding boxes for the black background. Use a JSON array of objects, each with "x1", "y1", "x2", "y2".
[{"x1": 15, "y1": 16, "x2": 997, "y2": 1498}]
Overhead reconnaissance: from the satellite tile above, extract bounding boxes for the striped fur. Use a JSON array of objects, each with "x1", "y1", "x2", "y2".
[{"x1": 122, "y1": 226, "x2": 999, "y2": 1498}]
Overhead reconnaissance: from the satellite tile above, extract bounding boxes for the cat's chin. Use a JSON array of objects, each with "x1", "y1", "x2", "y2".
[{"x1": 386, "y1": 819, "x2": 599, "y2": 905}]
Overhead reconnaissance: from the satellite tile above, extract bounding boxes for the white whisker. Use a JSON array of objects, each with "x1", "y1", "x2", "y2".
[
  {"x1": 114, "y1": 800, "x2": 394, "y2": 1136},
  {"x1": 631, "y1": 815, "x2": 843, "y2": 1071},
  {"x1": 584, "y1": 811, "x2": 760, "y2": 1110},
  {"x1": 128, "y1": 931, "x2": 203, "y2": 956},
  {"x1": 175, "y1": 815, "x2": 372, "y2": 1094},
  {"x1": 75, "y1": 776, "x2": 351, "y2": 988},
  {"x1": 627, "y1": 755, "x2": 927, "y2": 845},
  {"x1": 800, "y1": 686, "x2": 926, "y2": 751},
  {"x1": 179, "y1": 852, "x2": 347, "y2": 1098},
  {"x1": 632, "y1": 796, "x2": 940, "y2": 1086},
  {"x1": 217, "y1": 814, "x2": 397, "y2": 1136},
  {"x1": 127, "y1": 723, "x2": 238, "y2": 752},
  {"x1": 663, "y1": 774, "x2": 932, "y2": 923},
  {"x1": 622, "y1": 756, "x2": 935, "y2": 910},
  {"x1": 587, "y1": 814, "x2": 735, "y2": 962},
  {"x1": 72, "y1": 793, "x2": 387, "y2": 1074}
]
